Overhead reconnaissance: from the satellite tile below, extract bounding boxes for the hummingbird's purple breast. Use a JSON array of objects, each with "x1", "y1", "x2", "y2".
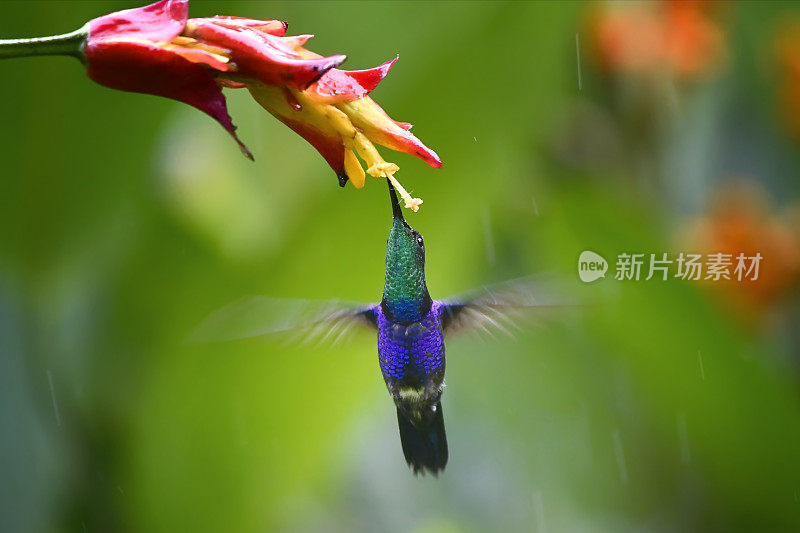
[{"x1": 376, "y1": 304, "x2": 445, "y2": 387}]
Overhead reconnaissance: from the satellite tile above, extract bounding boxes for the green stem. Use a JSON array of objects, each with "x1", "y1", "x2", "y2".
[{"x1": 0, "y1": 25, "x2": 88, "y2": 62}]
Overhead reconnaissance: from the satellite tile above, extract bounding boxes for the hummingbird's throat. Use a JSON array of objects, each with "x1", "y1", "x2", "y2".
[
  {"x1": 383, "y1": 217, "x2": 430, "y2": 320},
  {"x1": 382, "y1": 264, "x2": 430, "y2": 321}
]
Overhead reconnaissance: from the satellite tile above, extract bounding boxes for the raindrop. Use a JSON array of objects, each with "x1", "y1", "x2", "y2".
[{"x1": 47, "y1": 370, "x2": 61, "y2": 427}]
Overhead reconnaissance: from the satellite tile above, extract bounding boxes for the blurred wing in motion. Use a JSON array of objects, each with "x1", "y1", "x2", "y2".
[
  {"x1": 187, "y1": 296, "x2": 378, "y2": 345},
  {"x1": 438, "y1": 275, "x2": 595, "y2": 338}
]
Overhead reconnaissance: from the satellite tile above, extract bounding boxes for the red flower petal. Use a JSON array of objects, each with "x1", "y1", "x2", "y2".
[
  {"x1": 281, "y1": 34, "x2": 314, "y2": 50},
  {"x1": 88, "y1": 0, "x2": 188, "y2": 43},
  {"x1": 186, "y1": 19, "x2": 346, "y2": 89},
  {"x1": 379, "y1": 128, "x2": 442, "y2": 168},
  {"x1": 343, "y1": 98, "x2": 439, "y2": 167},
  {"x1": 310, "y1": 56, "x2": 398, "y2": 104},
  {"x1": 85, "y1": 40, "x2": 252, "y2": 159}
]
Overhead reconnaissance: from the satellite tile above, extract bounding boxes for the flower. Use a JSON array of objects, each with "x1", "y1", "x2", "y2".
[
  {"x1": 84, "y1": 0, "x2": 254, "y2": 158},
  {"x1": 680, "y1": 181, "x2": 800, "y2": 321},
  {"x1": 82, "y1": 0, "x2": 439, "y2": 208},
  {"x1": 588, "y1": 1, "x2": 725, "y2": 81}
]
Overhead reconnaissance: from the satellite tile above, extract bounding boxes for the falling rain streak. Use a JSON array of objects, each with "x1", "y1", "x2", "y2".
[
  {"x1": 532, "y1": 491, "x2": 546, "y2": 533},
  {"x1": 47, "y1": 370, "x2": 61, "y2": 427}
]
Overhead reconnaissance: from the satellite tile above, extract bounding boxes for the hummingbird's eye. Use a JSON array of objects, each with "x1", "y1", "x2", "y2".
[{"x1": 416, "y1": 235, "x2": 424, "y2": 246}]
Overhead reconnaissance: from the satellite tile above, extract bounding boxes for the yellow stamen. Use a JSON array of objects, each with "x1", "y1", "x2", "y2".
[
  {"x1": 386, "y1": 173, "x2": 423, "y2": 212},
  {"x1": 351, "y1": 133, "x2": 422, "y2": 211},
  {"x1": 366, "y1": 162, "x2": 399, "y2": 178}
]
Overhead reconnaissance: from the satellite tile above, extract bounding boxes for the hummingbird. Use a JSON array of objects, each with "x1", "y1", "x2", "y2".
[
  {"x1": 372, "y1": 179, "x2": 449, "y2": 474},
  {"x1": 191, "y1": 180, "x2": 579, "y2": 476}
]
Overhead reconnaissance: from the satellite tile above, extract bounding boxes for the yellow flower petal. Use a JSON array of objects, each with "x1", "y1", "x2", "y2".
[{"x1": 344, "y1": 149, "x2": 365, "y2": 188}]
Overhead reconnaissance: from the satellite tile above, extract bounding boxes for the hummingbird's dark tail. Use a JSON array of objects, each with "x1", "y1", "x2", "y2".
[{"x1": 396, "y1": 403, "x2": 448, "y2": 476}]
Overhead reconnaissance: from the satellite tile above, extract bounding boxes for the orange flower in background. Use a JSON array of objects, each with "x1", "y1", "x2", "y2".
[
  {"x1": 589, "y1": 1, "x2": 726, "y2": 81},
  {"x1": 681, "y1": 181, "x2": 800, "y2": 319}
]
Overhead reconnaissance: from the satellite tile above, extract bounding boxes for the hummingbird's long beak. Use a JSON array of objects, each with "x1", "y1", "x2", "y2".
[{"x1": 387, "y1": 178, "x2": 406, "y2": 223}]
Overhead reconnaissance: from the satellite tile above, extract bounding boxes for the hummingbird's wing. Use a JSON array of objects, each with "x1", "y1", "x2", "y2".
[
  {"x1": 438, "y1": 275, "x2": 590, "y2": 338},
  {"x1": 187, "y1": 296, "x2": 378, "y2": 345}
]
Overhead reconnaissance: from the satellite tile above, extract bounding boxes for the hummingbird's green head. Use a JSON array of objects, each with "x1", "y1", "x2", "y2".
[{"x1": 382, "y1": 181, "x2": 431, "y2": 322}]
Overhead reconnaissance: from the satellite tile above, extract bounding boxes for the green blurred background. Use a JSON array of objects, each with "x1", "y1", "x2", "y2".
[{"x1": 2, "y1": 1, "x2": 800, "y2": 531}]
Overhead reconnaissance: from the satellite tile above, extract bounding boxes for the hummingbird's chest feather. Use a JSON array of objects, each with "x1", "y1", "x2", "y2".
[{"x1": 376, "y1": 309, "x2": 445, "y2": 388}]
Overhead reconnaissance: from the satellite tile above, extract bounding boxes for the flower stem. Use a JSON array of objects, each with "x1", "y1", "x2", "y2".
[{"x1": 0, "y1": 25, "x2": 88, "y2": 62}]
